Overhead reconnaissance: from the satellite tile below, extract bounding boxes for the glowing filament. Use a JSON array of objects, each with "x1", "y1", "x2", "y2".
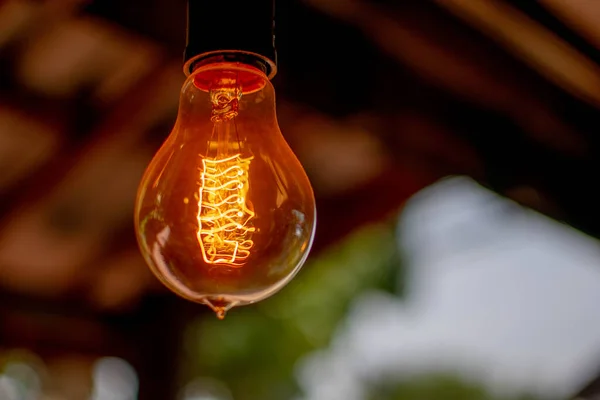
[{"x1": 197, "y1": 154, "x2": 255, "y2": 266}]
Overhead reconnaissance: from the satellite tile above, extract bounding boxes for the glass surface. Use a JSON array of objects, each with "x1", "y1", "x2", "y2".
[{"x1": 134, "y1": 61, "x2": 316, "y2": 318}]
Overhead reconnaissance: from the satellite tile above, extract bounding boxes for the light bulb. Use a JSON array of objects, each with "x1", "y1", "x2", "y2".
[{"x1": 134, "y1": 56, "x2": 316, "y2": 319}]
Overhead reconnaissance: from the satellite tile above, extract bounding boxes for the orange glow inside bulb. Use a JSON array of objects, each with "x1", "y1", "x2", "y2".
[{"x1": 134, "y1": 60, "x2": 316, "y2": 319}]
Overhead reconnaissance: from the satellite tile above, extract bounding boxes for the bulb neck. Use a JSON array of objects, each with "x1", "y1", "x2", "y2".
[
  {"x1": 184, "y1": 0, "x2": 277, "y2": 77},
  {"x1": 189, "y1": 55, "x2": 273, "y2": 95},
  {"x1": 186, "y1": 52, "x2": 275, "y2": 80}
]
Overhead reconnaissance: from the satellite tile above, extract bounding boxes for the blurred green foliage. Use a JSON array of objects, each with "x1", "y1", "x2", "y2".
[
  {"x1": 182, "y1": 221, "x2": 400, "y2": 400},
  {"x1": 367, "y1": 375, "x2": 543, "y2": 400}
]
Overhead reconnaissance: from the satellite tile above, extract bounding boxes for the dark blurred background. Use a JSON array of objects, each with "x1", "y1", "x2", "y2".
[{"x1": 3, "y1": 0, "x2": 600, "y2": 399}]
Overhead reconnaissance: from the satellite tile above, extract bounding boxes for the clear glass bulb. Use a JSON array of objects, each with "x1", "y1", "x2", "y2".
[{"x1": 134, "y1": 57, "x2": 316, "y2": 319}]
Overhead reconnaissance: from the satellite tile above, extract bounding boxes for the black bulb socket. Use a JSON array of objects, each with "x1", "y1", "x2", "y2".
[{"x1": 183, "y1": 0, "x2": 277, "y2": 79}]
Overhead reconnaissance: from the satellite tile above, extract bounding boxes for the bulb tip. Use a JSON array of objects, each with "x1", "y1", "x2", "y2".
[
  {"x1": 215, "y1": 308, "x2": 227, "y2": 320},
  {"x1": 203, "y1": 297, "x2": 237, "y2": 320}
]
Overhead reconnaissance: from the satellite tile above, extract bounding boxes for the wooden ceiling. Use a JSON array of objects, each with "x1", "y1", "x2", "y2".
[{"x1": 2, "y1": 0, "x2": 600, "y2": 397}]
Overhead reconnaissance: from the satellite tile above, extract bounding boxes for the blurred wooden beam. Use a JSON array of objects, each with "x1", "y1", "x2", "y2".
[
  {"x1": 0, "y1": 63, "x2": 180, "y2": 297},
  {"x1": 0, "y1": 0, "x2": 86, "y2": 50},
  {"x1": 0, "y1": 106, "x2": 62, "y2": 192},
  {"x1": 303, "y1": 0, "x2": 589, "y2": 157},
  {"x1": 15, "y1": 15, "x2": 162, "y2": 102},
  {"x1": 436, "y1": 0, "x2": 600, "y2": 107},
  {"x1": 540, "y1": 0, "x2": 600, "y2": 50}
]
